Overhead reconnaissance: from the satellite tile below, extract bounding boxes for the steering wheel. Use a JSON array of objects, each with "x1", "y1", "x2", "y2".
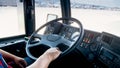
[{"x1": 26, "y1": 17, "x2": 84, "y2": 60}]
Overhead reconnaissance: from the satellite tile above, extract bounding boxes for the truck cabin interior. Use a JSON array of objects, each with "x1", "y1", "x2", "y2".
[{"x1": 0, "y1": 0, "x2": 120, "y2": 68}]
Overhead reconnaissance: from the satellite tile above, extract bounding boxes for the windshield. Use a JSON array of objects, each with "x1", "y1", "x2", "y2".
[
  {"x1": 70, "y1": 0, "x2": 120, "y2": 37},
  {"x1": 35, "y1": 0, "x2": 61, "y2": 30},
  {"x1": 35, "y1": 0, "x2": 120, "y2": 37}
]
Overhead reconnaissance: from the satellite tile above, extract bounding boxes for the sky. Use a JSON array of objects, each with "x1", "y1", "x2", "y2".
[{"x1": 71, "y1": 0, "x2": 120, "y2": 7}]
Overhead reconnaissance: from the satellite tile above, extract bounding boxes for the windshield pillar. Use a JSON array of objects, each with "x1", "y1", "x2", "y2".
[
  {"x1": 24, "y1": 0, "x2": 35, "y2": 36},
  {"x1": 60, "y1": 0, "x2": 71, "y2": 24}
]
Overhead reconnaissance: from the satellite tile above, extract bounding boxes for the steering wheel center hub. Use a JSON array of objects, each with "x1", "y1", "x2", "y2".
[{"x1": 47, "y1": 34, "x2": 61, "y2": 42}]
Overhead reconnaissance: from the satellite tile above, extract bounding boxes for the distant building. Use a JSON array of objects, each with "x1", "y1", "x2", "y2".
[{"x1": 0, "y1": 0, "x2": 17, "y2": 6}]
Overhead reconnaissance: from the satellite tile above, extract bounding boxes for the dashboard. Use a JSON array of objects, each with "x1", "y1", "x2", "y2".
[
  {"x1": 98, "y1": 32, "x2": 120, "y2": 68},
  {"x1": 40, "y1": 21, "x2": 120, "y2": 68},
  {"x1": 77, "y1": 30, "x2": 120, "y2": 68}
]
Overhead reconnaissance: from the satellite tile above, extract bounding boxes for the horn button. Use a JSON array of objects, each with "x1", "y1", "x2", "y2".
[{"x1": 47, "y1": 34, "x2": 61, "y2": 42}]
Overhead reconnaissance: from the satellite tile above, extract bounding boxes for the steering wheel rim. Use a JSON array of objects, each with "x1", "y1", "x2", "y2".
[{"x1": 26, "y1": 17, "x2": 84, "y2": 60}]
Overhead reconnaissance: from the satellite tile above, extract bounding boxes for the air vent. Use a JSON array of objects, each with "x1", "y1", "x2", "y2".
[{"x1": 102, "y1": 35, "x2": 113, "y2": 45}]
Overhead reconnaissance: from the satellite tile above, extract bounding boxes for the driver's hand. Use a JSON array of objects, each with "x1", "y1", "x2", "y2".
[
  {"x1": 26, "y1": 48, "x2": 61, "y2": 68},
  {"x1": 42, "y1": 47, "x2": 61, "y2": 61},
  {"x1": 13, "y1": 56, "x2": 27, "y2": 68}
]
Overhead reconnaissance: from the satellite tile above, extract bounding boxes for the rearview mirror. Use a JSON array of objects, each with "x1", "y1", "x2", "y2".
[{"x1": 46, "y1": 14, "x2": 58, "y2": 22}]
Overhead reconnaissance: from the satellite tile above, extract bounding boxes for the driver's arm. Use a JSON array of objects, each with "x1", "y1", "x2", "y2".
[
  {"x1": 27, "y1": 48, "x2": 61, "y2": 68},
  {"x1": 0, "y1": 49, "x2": 27, "y2": 68}
]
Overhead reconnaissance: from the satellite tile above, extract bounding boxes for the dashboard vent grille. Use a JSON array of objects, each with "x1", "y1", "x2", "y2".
[{"x1": 102, "y1": 35, "x2": 113, "y2": 45}]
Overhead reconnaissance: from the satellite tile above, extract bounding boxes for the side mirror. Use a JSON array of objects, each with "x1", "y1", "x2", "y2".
[{"x1": 46, "y1": 14, "x2": 58, "y2": 22}]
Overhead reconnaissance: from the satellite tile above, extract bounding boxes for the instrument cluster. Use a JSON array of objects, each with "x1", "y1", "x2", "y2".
[{"x1": 44, "y1": 22, "x2": 80, "y2": 41}]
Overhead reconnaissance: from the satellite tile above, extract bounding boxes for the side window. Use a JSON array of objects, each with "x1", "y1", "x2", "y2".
[{"x1": 0, "y1": 0, "x2": 25, "y2": 38}]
